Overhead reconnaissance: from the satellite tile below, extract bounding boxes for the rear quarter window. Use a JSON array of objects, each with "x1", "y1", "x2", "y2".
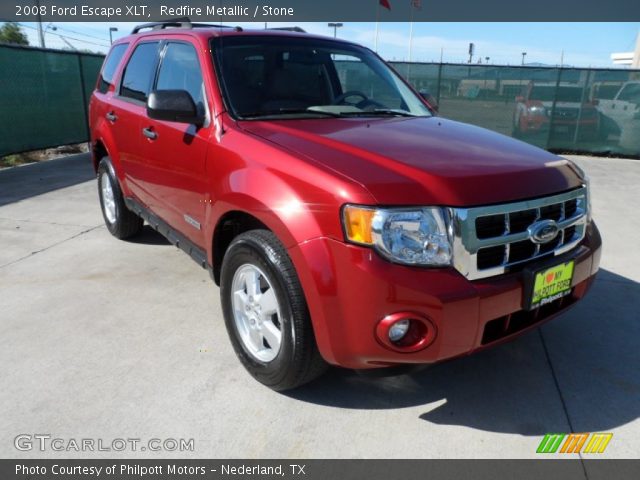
[{"x1": 98, "y1": 43, "x2": 128, "y2": 94}]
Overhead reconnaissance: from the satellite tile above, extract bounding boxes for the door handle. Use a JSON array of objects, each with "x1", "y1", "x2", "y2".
[
  {"x1": 142, "y1": 127, "x2": 158, "y2": 140},
  {"x1": 105, "y1": 111, "x2": 117, "y2": 122}
]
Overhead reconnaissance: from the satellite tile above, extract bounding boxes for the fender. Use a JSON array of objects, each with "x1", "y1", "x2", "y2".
[
  {"x1": 92, "y1": 118, "x2": 134, "y2": 198},
  {"x1": 203, "y1": 127, "x2": 376, "y2": 264}
]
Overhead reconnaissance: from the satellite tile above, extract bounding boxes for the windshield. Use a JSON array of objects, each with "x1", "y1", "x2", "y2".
[
  {"x1": 530, "y1": 86, "x2": 583, "y2": 103},
  {"x1": 211, "y1": 35, "x2": 432, "y2": 119}
]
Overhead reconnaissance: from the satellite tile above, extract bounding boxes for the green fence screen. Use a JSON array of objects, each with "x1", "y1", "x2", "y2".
[
  {"x1": 394, "y1": 62, "x2": 640, "y2": 156},
  {"x1": 0, "y1": 44, "x2": 104, "y2": 157},
  {"x1": 1, "y1": 43, "x2": 640, "y2": 157}
]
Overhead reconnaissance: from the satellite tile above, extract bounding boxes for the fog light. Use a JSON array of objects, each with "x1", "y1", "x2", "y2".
[
  {"x1": 388, "y1": 319, "x2": 410, "y2": 342},
  {"x1": 375, "y1": 312, "x2": 437, "y2": 353}
]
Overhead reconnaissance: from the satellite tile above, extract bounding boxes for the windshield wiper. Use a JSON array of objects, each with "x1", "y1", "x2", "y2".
[
  {"x1": 366, "y1": 109, "x2": 418, "y2": 117},
  {"x1": 336, "y1": 108, "x2": 418, "y2": 118},
  {"x1": 240, "y1": 108, "x2": 341, "y2": 119}
]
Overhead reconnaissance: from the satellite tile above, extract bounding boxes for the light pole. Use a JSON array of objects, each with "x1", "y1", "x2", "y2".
[
  {"x1": 521, "y1": 52, "x2": 527, "y2": 65},
  {"x1": 42, "y1": 23, "x2": 57, "y2": 48},
  {"x1": 327, "y1": 22, "x2": 343, "y2": 38},
  {"x1": 35, "y1": 0, "x2": 45, "y2": 47},
  {"x1": 109, "y1": 27, "x2": 118, "y2": 45}
]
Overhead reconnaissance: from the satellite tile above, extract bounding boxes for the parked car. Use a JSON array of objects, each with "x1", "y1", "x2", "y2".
[
  {"x1": 597, "y1": 80, "x2": 640, "y2": 151},
  {"x1": 513, "y1": 82, "x2": 599, "y2": 139},
  {"x1": 90, "y1": 20, "x2": 601, "y2": 390}
]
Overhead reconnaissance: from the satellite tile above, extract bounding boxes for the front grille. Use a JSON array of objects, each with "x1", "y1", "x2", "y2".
[
  {"x1": 450, "y1": 187, "x2": 588, "y2": 280},
  {"x1": 552, "y1": 108, "x2": 579, "y2": 120}
]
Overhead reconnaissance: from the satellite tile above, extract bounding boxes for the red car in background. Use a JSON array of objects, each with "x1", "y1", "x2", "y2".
[{"x1": 513, "y1": 82, "x2": 599, "y2": 139}]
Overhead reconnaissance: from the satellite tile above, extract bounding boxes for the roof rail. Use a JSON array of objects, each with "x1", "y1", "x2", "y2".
[
  {"x1": 131, "y1": 18, "x2": 242, "y2": 34},
  {"x1": 267, "y1": 27, "x2": 307, "y2": 33}
]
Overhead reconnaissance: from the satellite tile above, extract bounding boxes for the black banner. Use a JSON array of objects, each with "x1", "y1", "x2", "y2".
[
  {"x1": 2, "y1": 0, "x2": 640, "y2": 22},
  {"x1": 3, "y1": 460, "x2": 640, "y2": 480}
]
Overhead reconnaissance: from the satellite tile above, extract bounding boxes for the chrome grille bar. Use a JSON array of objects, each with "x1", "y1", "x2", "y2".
[{"x1": 448, "y1": 186, "x2": 588, "y2": 280}]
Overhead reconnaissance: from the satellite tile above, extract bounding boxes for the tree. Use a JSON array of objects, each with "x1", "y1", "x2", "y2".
[{"x1": 0, "y1": 22, "x2": 29, "y2": 46}]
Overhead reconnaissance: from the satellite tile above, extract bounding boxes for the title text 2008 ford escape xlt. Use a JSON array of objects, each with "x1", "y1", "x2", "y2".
[{"x1": 90, "y1": 20, "x2": 601, "y2": 390}]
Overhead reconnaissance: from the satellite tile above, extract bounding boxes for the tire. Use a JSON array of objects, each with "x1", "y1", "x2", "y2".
[
  {"x1": 220, "y1": 229, "x2": 327, "y2": 391},
  {"x1": 97, "y1": 158, "x2": 143, "y2": 239}
]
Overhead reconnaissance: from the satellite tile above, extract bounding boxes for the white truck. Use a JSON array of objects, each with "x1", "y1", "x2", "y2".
[{"x1": 597, "y1": 80, "x2": 640, "y2": 151}]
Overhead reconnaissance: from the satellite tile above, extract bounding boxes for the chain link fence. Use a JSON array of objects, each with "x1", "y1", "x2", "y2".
[{"x1": 1, "y1": 43, "x2": 639, "y2": 157}]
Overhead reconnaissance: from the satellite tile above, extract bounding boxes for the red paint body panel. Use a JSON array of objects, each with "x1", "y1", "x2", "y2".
[
  {"x1": 89, "y1": 27, "x2": 601, "y2": 371},
  {"x1": 239, "y1": 117, "x2": 582, "y2": 206},
  {"x1": 289, "y1": 223, "x2": 600, "y2": 368}
]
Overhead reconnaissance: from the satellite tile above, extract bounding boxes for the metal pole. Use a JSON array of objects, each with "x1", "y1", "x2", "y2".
[
  {"x1": 108, "y1": 27, "x2": 118, "y2": 45},
  {"x1": 76, "y1": 53, "x2": 91, "y2": 143},
  {"x1": 35, "y1": 0, "x2": 45, "y2": 48},
  {"x1": 545, "y1": 66, "x2": 563, "y2": 150}
]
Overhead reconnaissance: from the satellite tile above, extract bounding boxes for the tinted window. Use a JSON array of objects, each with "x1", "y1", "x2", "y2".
[
  {"x1": 156, "y1": 43, "x2": 205, "y2": 110},
  {"x1": 530, "y1": 86, "x2": 582, "y2": 102},
  {"x1": 120, "y1": 42, "x2": 159, "y2": 102},
  {"x1": 98, "y1": 43, "x2": 128, "y2": 94},
  {"x1": 213, "y1": 36, "x2": 430, "y2": 119},
  {"x1": 617, "y1": 83, "x2": 640, "y2": 104}
]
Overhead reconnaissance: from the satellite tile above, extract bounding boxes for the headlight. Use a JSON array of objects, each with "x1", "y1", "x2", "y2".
[
  {"x1": 528, "y1": 105, "x2": 547, "y2": 116},
  {"x1": 342, "y1": 205, "x2": 452, "y2": 266},
  {"x1": 568, "y1": 160, "x2": 592, "y2": 222}
]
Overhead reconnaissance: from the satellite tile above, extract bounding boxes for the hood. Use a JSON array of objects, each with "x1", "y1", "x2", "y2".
[{"x1": 239, "y1": 116, "x2": 583, "y2": 206}]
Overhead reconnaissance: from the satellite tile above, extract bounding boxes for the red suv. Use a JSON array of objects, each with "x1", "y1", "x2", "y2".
[
  {"x1": 513, "y1": 82, "x2": 599, "y2": 139},
  {"x1": 90, "y1": 20, "x2": 601, "y2": 390}
]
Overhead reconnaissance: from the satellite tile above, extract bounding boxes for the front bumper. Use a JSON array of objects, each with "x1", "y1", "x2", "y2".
[
  {"x1": 522, "y1": 116, "x2": 598, "y2": 134},
  {"x1": 288, "y1": 222, "x2": 602, "y2": 369}
]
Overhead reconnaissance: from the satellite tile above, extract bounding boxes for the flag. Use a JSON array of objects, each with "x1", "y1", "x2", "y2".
[{"x1": 379, "y1": 0, "x2": 391, "y2": 10}]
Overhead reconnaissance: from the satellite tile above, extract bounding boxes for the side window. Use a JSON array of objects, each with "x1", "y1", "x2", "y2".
[
  {"x1": 98, "y1": 43, "x2": 128, "y2": 94},
  {"x1": 617, "y1": 84, "x2": 640, "y2": 104},
  {"x1": 120, "y1": 42, "x2": 160, "y2": 103},
  {"x1": 156, "y1": 43, "x2": 205, "y2": 110}
]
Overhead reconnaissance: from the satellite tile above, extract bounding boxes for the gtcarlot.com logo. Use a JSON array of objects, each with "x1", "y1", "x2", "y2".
[
  {"x1": 14, "y1": 434, "x2": 195, "y2": 453},
  {"x1": 537, "y1": 432, "x2": 613, "y2": 454}
]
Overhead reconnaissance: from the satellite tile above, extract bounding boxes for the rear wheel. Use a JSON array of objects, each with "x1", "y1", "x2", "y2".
[
  {"x1": 97, "y1": 158, "x2": 143, "y2": 239},
  {"x1": 220, "y1": 229, "x2": 327, "y2": 391}
]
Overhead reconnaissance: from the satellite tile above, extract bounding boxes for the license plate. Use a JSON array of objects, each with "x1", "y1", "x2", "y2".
[{"x1": 529, "y1": 261, "x2": 574, "y2": 309}]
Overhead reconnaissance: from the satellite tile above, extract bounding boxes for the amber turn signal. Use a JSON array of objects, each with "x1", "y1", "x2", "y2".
[{"x1": 343, "y1": 205, "x2": 376, "y2": 245}]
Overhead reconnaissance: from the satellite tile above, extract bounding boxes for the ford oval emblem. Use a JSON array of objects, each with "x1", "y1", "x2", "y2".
[{"x1": 528, "y1": 220, "x2": 560, "y2": 244}]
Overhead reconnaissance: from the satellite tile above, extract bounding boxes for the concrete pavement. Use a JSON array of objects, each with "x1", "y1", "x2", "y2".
[{"x1": 0, "y1": 153, "x2": 638, "y2": 462}]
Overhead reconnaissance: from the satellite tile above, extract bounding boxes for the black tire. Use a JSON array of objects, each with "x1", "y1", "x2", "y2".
[
  {"x1": 97, "y1": 158, "x2": 143, "y2": 239},
  {"x1": 220, "y1": 229, "x2": 327, "y2": 391}
]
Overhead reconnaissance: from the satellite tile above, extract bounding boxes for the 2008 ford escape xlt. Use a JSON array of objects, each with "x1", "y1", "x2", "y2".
[{"x1": 90, "y1": 20, "x2": 601, "y2": 390}]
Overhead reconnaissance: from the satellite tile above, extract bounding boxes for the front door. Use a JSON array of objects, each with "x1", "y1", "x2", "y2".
[{"x1": 140, "y1": 40, "x2": 211, "y2": 246}]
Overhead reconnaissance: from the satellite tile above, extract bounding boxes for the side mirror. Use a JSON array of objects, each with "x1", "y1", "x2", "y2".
[
  {"x1": 419, "y1": 90, "x2": 439, "y2": 113},
  {"x1": 147, "y1": 90, "x2": 203, "y2": 125}
]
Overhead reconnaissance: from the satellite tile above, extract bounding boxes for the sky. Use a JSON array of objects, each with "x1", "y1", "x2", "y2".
[{"x1": 14, "y1": 21, "x2": 640, "y2": 67}]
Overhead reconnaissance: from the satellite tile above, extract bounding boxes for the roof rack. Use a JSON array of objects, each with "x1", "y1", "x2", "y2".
[
  {"x1": 131, "y1": 18, "x2": 243, "y2": 34},
  {"x1": 267, "y1": 27, "x2": 307, "y2": 33}
]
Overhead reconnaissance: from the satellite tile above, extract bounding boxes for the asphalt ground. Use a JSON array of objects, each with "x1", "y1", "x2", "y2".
[{"x1": 0, "y1": 152, "x2": 638, "y2": 462}]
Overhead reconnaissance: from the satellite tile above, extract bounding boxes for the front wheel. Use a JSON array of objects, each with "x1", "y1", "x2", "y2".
[
  {"x1": 220, "y1": 230, "x2": 327, "y2": 391},
  {"x1": 97, "y1": 158, "x2": 143, "y2": 239}
]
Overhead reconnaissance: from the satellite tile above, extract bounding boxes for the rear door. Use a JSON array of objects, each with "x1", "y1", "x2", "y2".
[
  {"x1": 140, "y1": 40, "x2": 212, "y2": 246},
  {"x1": 111, "y1": 40, "x2": 161, "y2": 207}
]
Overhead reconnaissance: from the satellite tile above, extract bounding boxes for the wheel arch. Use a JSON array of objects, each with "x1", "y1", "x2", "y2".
[{"x1": 210, "y1": 209, "x2": 272, "y2": 285}]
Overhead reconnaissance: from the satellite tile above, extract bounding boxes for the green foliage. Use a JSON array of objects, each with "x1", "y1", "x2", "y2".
[{"x1": 0, "y1": 22, "x2": 29, "y2": 46}]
